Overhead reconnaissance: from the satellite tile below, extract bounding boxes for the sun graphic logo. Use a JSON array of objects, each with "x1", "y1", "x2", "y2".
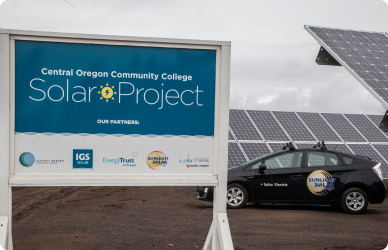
[
  {"x1": 97, "y1": 83, "x2": 117, "y2": 102},
  {"x1": 146, "y1": 151, "x2": 169, "y2": 170},
  {"x1": 307, "y1": 170, "x2": 336, "y2": 196},
  {"x1": 131, "y1": 151, "x2": 138, "y2": 158}
]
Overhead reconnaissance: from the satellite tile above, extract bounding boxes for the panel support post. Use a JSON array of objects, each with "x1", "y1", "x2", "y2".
[
  {"x1": 0, "y1": 33, "x2": 11, "y2": 250},
  {"x1": 203, "y1": 44, "x2": 233, "y2": 249},
  {"x1": 0, "y1": 34, "x2": 10, "y2": 250},
  {"x1": 0, "y1": 216, "x2": 8, "y2": 249}
]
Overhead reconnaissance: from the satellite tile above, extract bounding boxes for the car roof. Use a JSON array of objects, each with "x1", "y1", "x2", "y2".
[{"x1": 240, "y1": 147, "x2": 377, "y2": 167}]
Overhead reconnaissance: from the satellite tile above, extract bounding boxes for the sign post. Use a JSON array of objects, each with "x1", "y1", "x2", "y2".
[{"x1": 0, "y1": 29, "x2": 232, "y2": 250}]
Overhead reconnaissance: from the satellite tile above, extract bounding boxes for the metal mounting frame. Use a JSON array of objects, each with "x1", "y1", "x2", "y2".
[{"x1": 0, "y1": 29, "x2": 234, "y2": 250}]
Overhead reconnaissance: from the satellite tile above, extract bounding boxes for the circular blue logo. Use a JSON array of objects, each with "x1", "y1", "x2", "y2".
[{"x1": 19, "y1": 152, "x2": 35, "y2": 167}]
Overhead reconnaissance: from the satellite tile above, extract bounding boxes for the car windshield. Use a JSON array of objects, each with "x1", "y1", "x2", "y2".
[{"x1": 240, "y1": 152, "x2": 274, "y2": 166}]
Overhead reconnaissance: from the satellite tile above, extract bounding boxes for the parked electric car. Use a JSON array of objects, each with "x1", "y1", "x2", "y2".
[{"x1": 197, "y1": 142, "x2": 387, "y2": 214}]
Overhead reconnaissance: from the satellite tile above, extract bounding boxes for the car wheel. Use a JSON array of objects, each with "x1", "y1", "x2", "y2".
[
  {"x1": 340, "y1": 188, "x2": 368, "y2": 214},
  {"x1": 227, "y1": 183, "x2": 248, "y2": 209}
]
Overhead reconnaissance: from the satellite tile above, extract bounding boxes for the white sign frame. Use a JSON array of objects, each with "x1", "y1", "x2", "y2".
[{"x1": 0, "y1": 29, "x2": 232, "y2": 250}]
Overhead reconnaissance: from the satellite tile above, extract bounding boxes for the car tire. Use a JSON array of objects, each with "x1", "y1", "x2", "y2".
[
  {"x1": 340, "y1": 188, "x2": 369, "y2": 214},
  {"x1": 227, "y1": 183, "x2": 248, "y2": 209}
]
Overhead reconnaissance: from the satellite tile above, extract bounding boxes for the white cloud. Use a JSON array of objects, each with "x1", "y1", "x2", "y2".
[{"x1": 0, "y1": 0, "x2": 387, "y2": 114}]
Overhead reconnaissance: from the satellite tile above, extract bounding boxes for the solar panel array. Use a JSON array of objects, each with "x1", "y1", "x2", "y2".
[
  {"x1": 228, "y1": 109, "x2": 388, "y2": 178},
  {"x1": 305, "y1": 26, "x2": 388, "y2": 110}
]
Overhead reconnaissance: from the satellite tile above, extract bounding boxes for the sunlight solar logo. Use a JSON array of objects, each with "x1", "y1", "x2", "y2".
[
  {"x1": 307, "y1": 170, "x2": 336, "y2": 196},
  {"x1": 97, "y1": 83, "x2": 117, "y2": 102},
  {"x1": 19, "y1": 152, "x2": 35, "y2": 167},
  {"x1": 146, "y1": 151, "x2": 169, "y2": 170}
]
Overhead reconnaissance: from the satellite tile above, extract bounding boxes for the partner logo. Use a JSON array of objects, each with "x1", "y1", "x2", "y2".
[
  {"x1": 103, "y1": 157, "x2": 136, "y2": 167},
  {"x1": 19, "y1": 152, "x2": 35, "y2": 167},
  {"x1": 186, "y1": 164, "x2": 209, "y2": 168},
  {"x1": 307, "y1": 170, "x2": 336, "y2": 196},
  {"x1": 146, "y1": 151, "x2": 168, "y2": 170},
  {"x1": 179, "y1": 154, "x2": 193, "y2": 163},
  {"x1": 35, "y1": 159, "x2": 64, "y2": 165},
  {"x1": 194, "y1": 157, "x2": 209, "y2": 163},
  {"x1": 73, "y1": 149, "x2": 93, "y2": 169},
  {"x1": 97, "y1": 83, "x2": 117, "y2": 102}
]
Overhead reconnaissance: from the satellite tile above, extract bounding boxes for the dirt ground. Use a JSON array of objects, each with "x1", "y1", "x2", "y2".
[{"x1": 11, "y1": 180, "x2": 388, "y2": 250}]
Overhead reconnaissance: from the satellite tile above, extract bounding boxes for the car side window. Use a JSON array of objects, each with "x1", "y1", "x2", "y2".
[
  {"x1": 264, "y1": 151, "x2": 303, "y2": 170},
  {"x1": 308, "y1": 151, "x2": 338, "y2": 167},
  {"x1": 251, "y1": 161, "x2": 262, "y2": 170},
  {"x1": 244, "y1": 161, "x2": 262, "y2": 171}
]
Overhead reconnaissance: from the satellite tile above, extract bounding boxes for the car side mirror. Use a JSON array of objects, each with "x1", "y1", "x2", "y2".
[{"x1": 258, "y1": 164, "x2": 267, "y2": 173}]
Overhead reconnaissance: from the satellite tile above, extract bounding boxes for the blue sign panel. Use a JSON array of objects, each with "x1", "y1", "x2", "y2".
[{"x1": 15, "y1": 41, "x2": 216, "y2": 137}]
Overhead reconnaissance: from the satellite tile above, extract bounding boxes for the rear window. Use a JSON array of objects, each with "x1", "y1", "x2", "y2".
[{"x1": 342, "y1": 156, "x2": 355, "y2": 165}]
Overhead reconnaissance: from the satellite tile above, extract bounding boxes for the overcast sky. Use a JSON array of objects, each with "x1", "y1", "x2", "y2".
[{"x1": 1, "y1": 0, "x2": 388, "y2": 115}]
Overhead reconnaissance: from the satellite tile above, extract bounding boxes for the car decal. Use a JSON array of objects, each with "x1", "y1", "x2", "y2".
[{"x1": 307, "y1": 170, "x2": 336, "y2": 196}]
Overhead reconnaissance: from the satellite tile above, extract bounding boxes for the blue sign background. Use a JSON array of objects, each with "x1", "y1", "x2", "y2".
[{"x1": 15, "y1": 40, "x2": 216, "y2": 136}]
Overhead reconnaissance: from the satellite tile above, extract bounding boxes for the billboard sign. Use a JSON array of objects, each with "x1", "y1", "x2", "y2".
[{"x1": 13, "y1": 39, "x2": 219, "y2": 177}]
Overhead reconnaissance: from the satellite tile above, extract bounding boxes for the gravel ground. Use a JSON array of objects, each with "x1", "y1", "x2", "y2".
[{"x1": 11, "y1": 180, "x2": 388, "y2": 250}]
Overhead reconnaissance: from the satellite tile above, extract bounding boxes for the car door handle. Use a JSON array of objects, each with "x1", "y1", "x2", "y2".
[
  {"x1": 291, "y1": 175, "x2": 302, "y2": 180},
  {"x1": 332, "y1": 172, "x2": 345, "y2": 176},
  {"x1": 247, "y1": 176, "x2": 254, "y2": 179}
]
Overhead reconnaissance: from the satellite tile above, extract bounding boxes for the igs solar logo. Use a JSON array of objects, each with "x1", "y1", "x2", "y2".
[{"x1": 73, "y1": 149, "x2": 93, "y2": 169}]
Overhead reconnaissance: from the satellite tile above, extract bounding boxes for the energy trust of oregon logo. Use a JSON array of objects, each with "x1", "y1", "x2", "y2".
[
  {"x1": 97, "y1": 83, "x2": 117, "y2": 102},
  {"x1": 146, "y1": 151, "x2": 169, "y2": 170},
  {"x1": 19, "y1": 152, "x2": 35, "y2": 167},
  {"x1": 307, "y1": 170, "x2": 336, "y2": 196}
]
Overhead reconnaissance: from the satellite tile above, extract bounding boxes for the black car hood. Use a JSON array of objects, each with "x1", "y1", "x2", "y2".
[{"x1": 227, "y1": 165, "x2": 248, "y2": 178}]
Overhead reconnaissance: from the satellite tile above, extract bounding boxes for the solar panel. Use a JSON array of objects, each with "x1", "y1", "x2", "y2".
[
  {"x1": 325, "y1": 144, "x2": 353, "y2": 154},
  {"x1": 321, "y1": 113, "x2": 366, "y2": 142},
  {"x1": 347, "y1": 144, "x2": 387, "y2": 170},
  {"x1": 228, "y1": 130, "x2": 235, "y2": 140},
  {"x1": 228, "y1": 143, "x2": 247, "y2": 168},
  {"x1": 367, "y1": 114, "x2": 384, "y2": 127},
  {"x1": 295, "y1": 143, "x2": 353, "y2": 155},
  {"x1": 246, "y1": 110, "x2": 289, "y2": 141},
  {"x1": 307, "y1": 26, "x2": 388, "y2": 109},
  {"x1": 295, "y1": 143, "x2": 316, "y2": 149},
  {"x1": 344, "y1": 114, "x2": 388, "y2": 142},
  {"x1": 240, "y1": 143, "x2": 271, "y2": 160},
  {"x1": 297, "y1": 112, "x2": 341, "y2": 141},
  {"x1": 371, "y1": 144, "x2": 388, "y2": 176},
  {"x1": 272, "y1": 111, "x2": 316, "y2": 141},
  {"x1": 267, "y1": 143, "x2": 289, "y2": 152},
  {"x1": 229, "y1": 109, "x2": 262, "y2": 140}
]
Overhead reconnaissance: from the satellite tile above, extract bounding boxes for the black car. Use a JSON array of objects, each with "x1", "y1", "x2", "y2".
[{"x1": 197, "y1": 142, "x2": 387, "y2": 214}]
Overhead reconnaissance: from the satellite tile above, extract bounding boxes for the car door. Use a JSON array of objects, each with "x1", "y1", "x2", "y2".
[
  {"x1": 301, "y1": 150, "x2": 349, "y2": 202},
  {"x1": 247, "y1": 150, "x2": 305, "y2": 202}
]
